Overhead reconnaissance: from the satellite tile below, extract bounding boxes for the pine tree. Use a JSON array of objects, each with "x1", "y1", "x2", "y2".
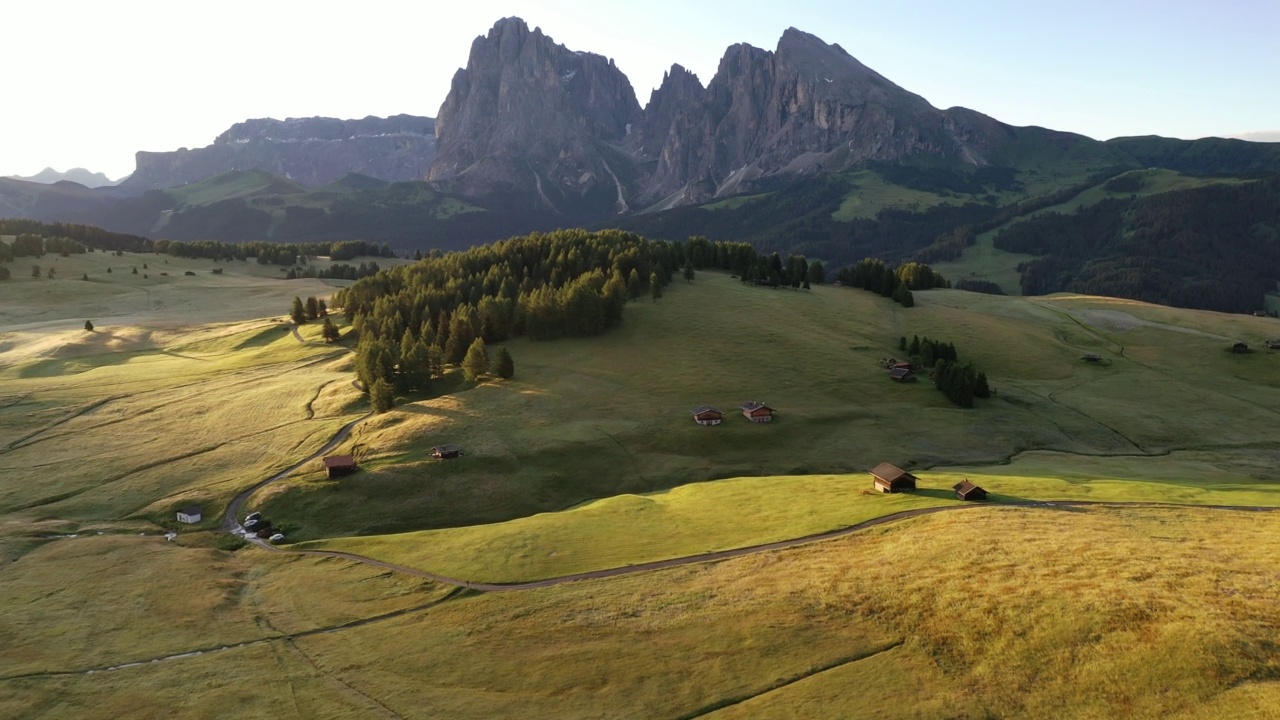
[
  {"x1": 369, "y1": 378, "x2": 395, "y2": 413},
  {"x1": 305, "y1": 296, "x2": 319, "y2": 320},
  {"x1": 321, "y1": 317, "x2": 341, "y2": 343},
  {"x1": 492, "y1": 347, "x2": 515, "y2": 379},
  {"x1": 82, "y1": 273, "x2": 88, "y2": 281},
  {"x1": 909, "y1": 335, "x2": 920, "y2": 356},
  {"x1": 290, "y1": 296, "x2": 307, "y2": 324},
  {"x1": 627, "y1": 269, "x2": 642, "y2": 300},
  {"x1": 462, "y1": 337, "x2": 490, "y2": 382},
  {"x1": 683, "y1": 260, "x2": 695, "y2": 283},
  {"x1": 974, "y1": 372, "x2": 991, "y2": 399},
  {"x1": 899, "y1": 336, "x2": 907, "y2": 351},
  {"x1": 84, "y1": 320, "x2": 94, "y2": 332},
  {"x1": 318, "y1": 299, "x2": 328, "y2": 317},
  {"x1": 650, "y1": 271, "x2": 662, "y2": 301}
]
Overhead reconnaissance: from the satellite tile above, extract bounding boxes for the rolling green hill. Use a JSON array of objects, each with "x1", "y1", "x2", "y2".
[{"x1": 6, "y1": 245, "x2": 1280, "y2": 717}]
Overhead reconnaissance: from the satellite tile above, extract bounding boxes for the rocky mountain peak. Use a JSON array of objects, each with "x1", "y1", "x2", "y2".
[{"x1": 429, "y1": 17, "x2": 641, "y2": 215}]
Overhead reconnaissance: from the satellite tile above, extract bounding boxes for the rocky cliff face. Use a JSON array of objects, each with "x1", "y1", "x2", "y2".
[
  {"x1": 119, "y1": 115, "x2": 436, "y2": 193},
  {"x1": 432, "y1": 19, "x2": 1035, "y2": 214},
  {"x1": 428, "y1": 17, "x2": 641, "y2": 215}
]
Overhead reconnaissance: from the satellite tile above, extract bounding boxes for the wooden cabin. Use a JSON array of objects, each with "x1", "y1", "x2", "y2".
[
  {"x1": 739, "y1": 401, "x2": 774, "y2": 423},
  {"x1": 889, "y1": 367, "x2": 916, "y2": 382},
  {"x1": 692, "y1": 406, "x2": 724, "y2": 426},
  {"x1": 1081, "y1": 353, "x2": 1103, "y2": 363},
  {"x1": 431, "y1": 445, "x2": 463, "y2": 459},
  {"x1": 870, "y1": 463, "x2": 917, "y2": 493},
  {"x1": 322, "y1": 455, "x2": 358, "y2": 478},
  {"x1": 953, "y1": 479, "x2": 988, "y2": 501},
  {"x1": 176, "y1": 506, "x2": 202, "y2": 524}
]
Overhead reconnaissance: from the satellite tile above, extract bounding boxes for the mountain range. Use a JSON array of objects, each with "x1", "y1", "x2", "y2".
[
  {"x1": 3, "y1": 16, "x2": 1280, "y2": 314},
  {"x1": 6, "y1": 167, "x2": 118, "y2": 188}
]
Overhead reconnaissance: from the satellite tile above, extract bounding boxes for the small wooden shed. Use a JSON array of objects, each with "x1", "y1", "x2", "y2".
[
  {"x1": 692, "y1": 406, "x2": 723, "y2": 426},
  {"x1": 1232, "y1": 342, "x2": 1250, "y2": 354},
  {"x1": 432, "y1": 444, "x2": 463, "y2": 459},
  {"x1": 323, "y1": 455, "x2": 358, "y2": 478},
  {"x1": 176, "y1": 506, "x2": 202, "y2": 524},
  {"x1": 739, "y1": 401, "x2": 774, "y2": 423},
  {"x1": 953, "y1": 479, "x2": 988, "y2": 501},
  {"x1": 889, "y1": 367, "x2": 916, "y2": 382},
  {"x1": 870, "y1": 463, "x2": 917, "y2": 493}
]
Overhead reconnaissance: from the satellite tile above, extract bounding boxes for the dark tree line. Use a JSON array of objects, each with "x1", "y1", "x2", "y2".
[
  {"x1": 901, "y1": 334, "x2": 990, "y2": 408},
  {"x1": 995, "y1": 176, "x2": 1280, "y2": 313},
  {"x1": 837, "y1": 259, "x2": 950, "y2": 308},
  {"x1": 0, "y1": 219, "x2": 151, "y2": 253},
  {"x1": 288, "y1": 262, "x2": 382, "y2": 281},
  {"x1": 153, "y1": 239, "x2": 393, "y2": 264},
  {"x1": 331, "y1": 229, "x2": 690, "y2": 410}
]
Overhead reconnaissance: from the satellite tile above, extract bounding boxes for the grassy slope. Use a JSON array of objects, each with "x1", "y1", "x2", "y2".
[
  {"x1": 5, "y1": 261, "x2": 1280, "y2": 717},
  {"x1": 10, "y1": 504, "x2": 1269, "y2": 717},
  {"x1": 276, "y1": 274, "x2": 1280, "y2": 578}
]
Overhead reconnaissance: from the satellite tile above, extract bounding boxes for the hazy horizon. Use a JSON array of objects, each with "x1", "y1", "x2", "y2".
[{"x1": 6, "y1": 0, "x2": 1279, "y2": 179}]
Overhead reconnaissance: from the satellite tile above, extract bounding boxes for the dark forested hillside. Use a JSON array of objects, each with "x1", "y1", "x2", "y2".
[{"x1": 996, "y1": 177, "x2": 1280, "y2": 312}]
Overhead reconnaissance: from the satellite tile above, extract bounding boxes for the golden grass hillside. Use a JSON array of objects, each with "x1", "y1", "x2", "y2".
[
  {"x1": 8, "y1": 506, "x2": 1277, "y2": 719},
  {"x1": 259, "y1": 271, "x2": 1280, "y2": 545}
]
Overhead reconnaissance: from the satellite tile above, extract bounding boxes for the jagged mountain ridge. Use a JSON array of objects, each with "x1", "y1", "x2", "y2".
[
  {"x1": 432, "y1": 18, "x2": 1114, "y2": 213},
  {"x1": 119, "y1": 115, "x2": 437, "y2": 193},
  {"x1": 428, "y1": 17, "x2": 641, "y2": 216}
]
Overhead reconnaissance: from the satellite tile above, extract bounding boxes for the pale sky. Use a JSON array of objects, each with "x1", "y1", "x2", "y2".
[{"x1": 6, "y1": 0, "x2": 1278, "y2": 180}]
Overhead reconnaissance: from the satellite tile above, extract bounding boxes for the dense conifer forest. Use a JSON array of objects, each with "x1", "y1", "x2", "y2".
[{"x1": 996, "y1": 176, "x2": 1280, "y2": 312}]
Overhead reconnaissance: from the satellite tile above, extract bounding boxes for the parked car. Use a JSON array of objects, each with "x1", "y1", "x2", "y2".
[
  {"x1": 246, "y1": 512, "x2": 261, "y2": 523},
  {"x1": 268, "y1": 533, "x2": 285, "y2": 544},
  {"x1": 244, "y1": 518, "x2": 261, "y2": 531}
]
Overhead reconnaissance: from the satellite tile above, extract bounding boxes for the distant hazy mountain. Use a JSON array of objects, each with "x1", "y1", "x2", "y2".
[
  {"x1": 117, "y1": 115, "x2": 437, "y2": 193},
  {"x1": 6, "y1": 167, "x2": 118, "y2": 188}
]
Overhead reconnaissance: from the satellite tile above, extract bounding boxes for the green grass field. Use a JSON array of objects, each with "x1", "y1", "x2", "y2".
[{"x1": 5, "y1": 245, "x2": 1280, "y2": 717}]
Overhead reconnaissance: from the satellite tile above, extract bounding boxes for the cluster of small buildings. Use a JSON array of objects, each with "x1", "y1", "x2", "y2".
[
  {"x1": 692, "y1": 401, "x2": 775, "y2": 426},
  {"x1": 869, "y1": 462, "x2": 989, "y2": 501},
  {"x1": 880, "y1": 358, "x2": 916, "y2": 382}
]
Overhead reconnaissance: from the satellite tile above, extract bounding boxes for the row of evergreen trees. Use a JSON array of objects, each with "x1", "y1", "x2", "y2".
[
  {"x1": 897, "y1": 334, "x2": 990, "y2": 408},
  {"x1": 837, "y1": 259, "x2": 951, "y2": 307},
  {"x1": 0, "y1": 234, "x2": 88, "y2": 261},
  {"x1": 153, "y1": 239, "x2": 393, "y2": 264},
  {"x1": 0, "y1": 219, "x2": 151, "y2": 253},
  {"x1": 332, "y1": 229, "x2": 690, "y2": 410}
]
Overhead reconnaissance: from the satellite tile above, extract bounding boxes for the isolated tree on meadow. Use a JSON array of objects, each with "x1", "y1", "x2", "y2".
[
  {"x1": 106, "y1": 267, "x2": 112, "y2": 273},
  {"x1": 317, "y1": 299, "x2": 328, "y2": 317},
  {"x1": 84, "y1": 320, "x2": 94, "y2": 332},
  {"x1": 0, "y1": 266, "x2": 10, "y2": 280},
  {"x1": 683, "y1": 260, "x2": 695, "y2": 283},
  {"x1": 462, "y1": 337, "x2": 490, "y2": 382},
  {"x1": 369, "y1": 377, "x2": 395, "y2": 413},
  {"x1": 290, "y1": 296, "x2": 307, "y2": 325},
  {"x1": 321, "y1": 317, "x2": 341, "y2": 343},
  {"x1": 305, "y1": 296, "x2": 319, "y2": 321},
  {"x1": 82, "y1": 273, "x2": 88, "y2": 281},
  {"x1": 492, "y1": 347, "x2": 515, "y2": 379},
  {"x1": 46, "y1": 267, "x2": 55, "y2": 280},
  {"x1": 32, "y1": 265, "x2": 41, "y2": 278},
  {"x1": 650, "y1": 271, "x2": 662, "y2": 301},
  {"x1": 132, "y1": 267, "x2": 138, "y2": 274}
]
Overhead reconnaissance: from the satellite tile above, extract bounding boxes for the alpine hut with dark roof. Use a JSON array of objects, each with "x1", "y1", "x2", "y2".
[
  {"x1": 322, "y1": 455, "x2": 358, "y2": 478},
  {"x1": 692, "y1": 406, "x2": 723, "y2": 426},
  {"x1": 953, "y1": 479, "x2": 988, "y2": 501},
  {"x1": 739, "y1": 401, "x2": 774, "y2": 423},
  {"x1": 870, "y1": 463, "x2": 918, "y2": 493}
]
